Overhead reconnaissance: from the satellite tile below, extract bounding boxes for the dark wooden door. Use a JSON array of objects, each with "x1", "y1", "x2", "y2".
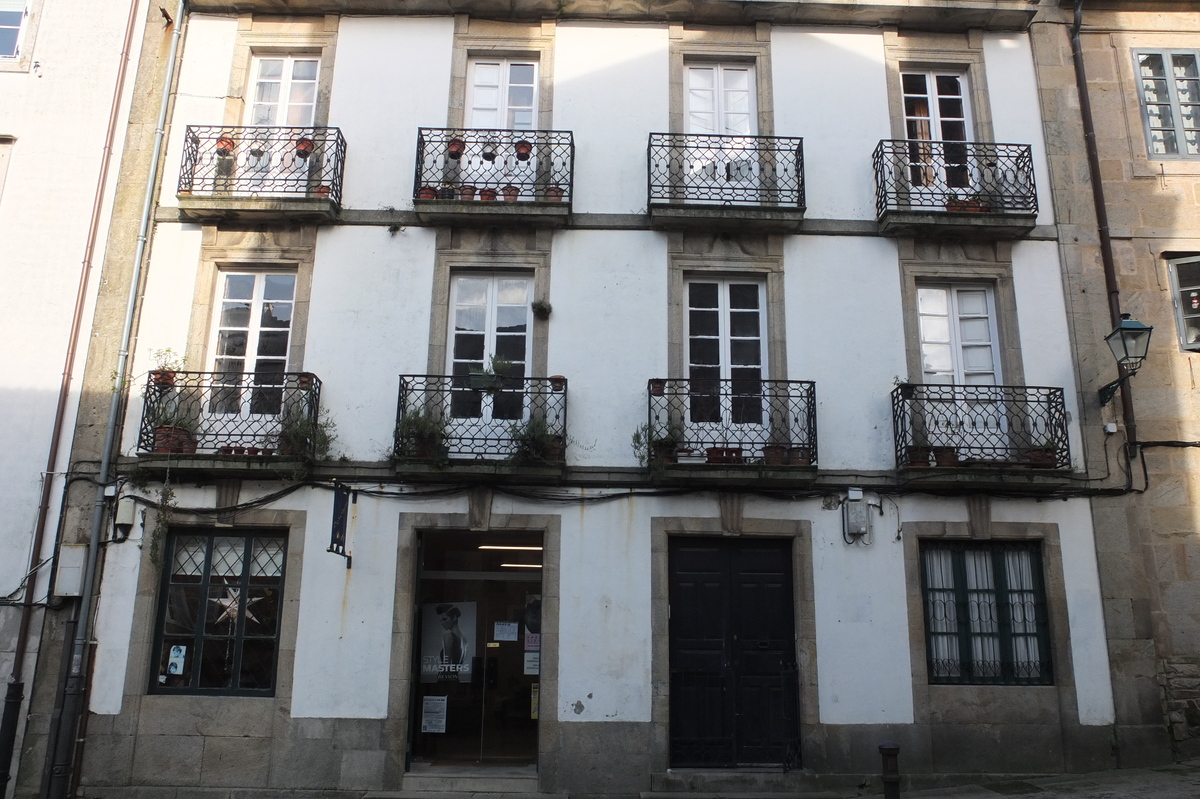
[{"x1": 668, "y1": 537, "x2": 798, "y2": 767}]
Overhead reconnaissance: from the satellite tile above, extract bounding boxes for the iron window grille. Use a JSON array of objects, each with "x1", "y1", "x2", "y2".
[
  {"x1": 137, "y1": 371, "x2": 322, "y2": 457},
  {"x1": 644, "y1": 378, "x2": 816, "y2": 466},
  {"x1": 395, "y1": 374, "x2": 567, "y2": 463},
  {"x1": 414, "y1": 128, "x2": 574, "y2": 203},
  {"x1": 151, "y1": 529, "x2": 287, "y2": 695},
  {"x1": 178, "y1": 125, "x2": 346, "y2": 203},
  {"x1": 891, "y1": 384, "x2": 1069, "y2": 469},
  {"x1": 920, "y1": 539, "x2": 1053, "y2": 686},
  {"x1": 647, "y1": 132, "x2": 805, "y2": 208},
  {"x1": 872, "y1": 140, "x2": 1037, "y2": 217}
]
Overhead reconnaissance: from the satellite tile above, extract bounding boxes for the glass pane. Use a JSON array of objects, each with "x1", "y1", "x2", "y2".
[
  {"x1": 510, "y1": 63, "x2": 536, "y2": 84},
  {"x1": 941, "y1": 120, "x2": 967, "y2": 141},
  {"x1": 494, "y1": 335, "x2": 527, "y2": 362},
  {"x1": 257, "y1": 59, "x2": 283, "y2": 79},
  {"x1": 917, "y1": 287, "x2": 948, "y2": 315},
  {"x1": 159, "y1": 639, "x2": 193, "y2": 687},
  {"x1": 257, "y1": 330, "x2": 289, "y2": 357},
  {"x1": 688, "y1": 67, "x2": 715, "y2": 90},
  {"x1": 508, "y1": 85, "x2": 534, "y2": 108},
  {"x1": 197, "y1": 639, "x2": 235, "y2": 689},
  {"x1": 689, "y1": 282, "x2": 718, "y2": 308},
  {"x1": 172, "y1": 535, "x2": 207, "y2": 577},
  {"x1": 1142, "y1": 80, "x2": 1170, "y2": 104},
  {"x1": 205, "y1": 586, "x2": 242, "y2": 635},
  {"x1": 728, "y1": 284, "x2": 759, "y2": 309},
  {"x1": 260, "y1": 302, "x2": 292, "y2": 328},
  {"x1": 254, "y1": 81, "x2": 280, "y2": 105},
  {"x1": 242, "y1": 587, "x2": 281, "y2": 636},
  {"x1": 217, "y1": 331, "x2": 247, "y2": 358},
  {"x1": 455, "y1": 278, "x2": 488, "y2": 306},
  {"x1": 730, "y1": 340, "x2": 761, "y2": 366},
  {"x1": 935, "y1": 74, "x2": 962, "y2": 96},
  {"x1": 920, "y1": 316, "x2": 951, "y2": 344},
  {"x1": 905, "y1": 97, "x2": 930, "y2": 118},
  {"x1": 0, "y1": 28, "x2": 17, "y2": 57},
  {"x1": 239, "y1": 639, "x2": 276, "y2": 690},
  {"x1": 263, "y1": 274, "x2": 295, "y2": 301},
  {"x1": 922, "y1": 343, "x2": 953, "y2": 374},
  {"x1": 510, "y1": 109, "x2": 533, "y2": 129},
  {"x1": 902, "y1": 73, "x2": 927, "y2": 94},
  {"x1": 289, "y1": 82, "x2": 316, "y2": 106},
  {"x1": 939, "y1": 98, "x2": 964, "y2": 119},
  {"x1": 1140, "y1": 54, "x2": 1165, "y2": 78},
  {"x1": 496, "y1": 305, "x2": 528, "y2": 332},
  {"x1": 729, "y1": 311, "x2": 760, "y2": 338},
  {"x1": 689, "y1": 309, "x2": 718, "y2": 337},
  {"x1": 959, "y1": 317, "x2": 991, "y2": 343},
  {"x1": 209, "y1": 537, "x2": 245, "y2": 579},
  {"x1": 961, "y1": 345, "x2": 995, "y2": 371},
  {"x1": 689, "y1": 338, "x2": 720, "y2": 366},
  {"x1": 453, "y1": 333, "x2": 485, "y2": 361},
  {"x1": 497, "y1": 279, "x2": 530, "y2": 305},
  {"x1": 292, "y1": 59, "x2": 319, "y2": 80},
  {"x1": 220, "y1": 301, "x2": 251, "y2": 329},
  {"x1": 285, "y1": 105, "x2": 314, "y2": 126},
  {"x1": 163, "y1": 586, "x2": 200, "y2": 635},
  {"x1": 225, "y1": 275, "x2": 255, "y2": 300},
  {"x1": 455, "y1": 305, "x2": 486, "y2": 333}
]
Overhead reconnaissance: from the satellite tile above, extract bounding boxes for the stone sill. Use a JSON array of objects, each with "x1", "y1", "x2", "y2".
[
  {"x1": 648, "y1": 204, "x2": 806, "y2": 233},
  {"x1": 878, "y1": 209, "x2": 1037, "y2": 239},
  {"x1": 896, "y1": 464, "x2": 1075, "y2": 493},
  {"x1": 177, "y1": 194, "x2": 340, "y2": 223},
  {"x1": 650, "y1": 463, "x2": 820, "y2": 488},
  {"x1": 181, "y1": 0, "x2": 1037, "y2": 31}
]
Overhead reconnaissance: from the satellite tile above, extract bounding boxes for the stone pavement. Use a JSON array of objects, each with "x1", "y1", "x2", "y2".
[{"x1": 860, "y1": 759, "x2": 1200, "y2": 799}]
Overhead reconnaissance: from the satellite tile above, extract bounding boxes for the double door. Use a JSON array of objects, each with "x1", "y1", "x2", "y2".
[{"x1": 669, "y1": 537, "x2": 798, "y2": 767}]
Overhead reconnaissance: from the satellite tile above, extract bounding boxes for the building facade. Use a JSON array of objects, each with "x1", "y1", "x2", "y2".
[
  {"x1": 0, "y1": 0, "x2": 151, "y2": 795},
  {"x1": 12, "y1": 0, "x2": 1187, "y2": 796}
]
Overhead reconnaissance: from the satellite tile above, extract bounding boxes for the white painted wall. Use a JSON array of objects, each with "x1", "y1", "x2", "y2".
[
  {"x1": 1012, "y1": 239, "x2": 1084, "y2": 467},
  {"x1": 332, "y1": 17, "x2": 454, "y2": 211},
  {"x1": 158, "y1": 15, "x2": 238, "y2": 208},
  {"x1": 991, "y1": 498, "x2": 1115, "y2": 725},
  {"x1": 983, "y1": 32, "x2": 1055, "y2": 227},
  {"x1": 772, "y1": 28, "x2": 891, "y2": 221},
  {"x1": 554, "y1": 23, "x2": 669, "y2": 214},
  {"x1": 784, "y1": 235, "x2": 905, "y2": 469},
  {"x1": 305, "y1": 225, "x2": 439, "y2": 459},
  {"x1": 548, "y1": 230, "x2": 669, "y2": 466}
]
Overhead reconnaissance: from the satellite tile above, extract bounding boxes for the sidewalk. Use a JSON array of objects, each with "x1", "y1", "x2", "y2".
[{"x1": 861, "y1": 759, "x2": 1200, "y2": 799}]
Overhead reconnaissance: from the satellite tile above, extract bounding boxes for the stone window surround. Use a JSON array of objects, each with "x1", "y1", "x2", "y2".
[
  {"x1": 426, "y1": 228, "x2": 552, "y2": 376},
  {"x1": 1165, "y1": 252, "x2": 1200, "y2": 353},
  {"x1": 0, "y1": 0, "x2": 44, "y2": 74},
  {"x1": 896, "y1": 239, "x2": 1026, "y2": 386},
  {"x1": 222, "y1": 15, "x2": 340, "y2": 127},
  {"x1": 448, "y1": 17, "x2": 556, "y2": 131},
  {"x1": 122, "y1": 508, "x2": 306, "y2": 712},
  {"x1": 882, "y1": 29, "x2": 996, "y2": 144},
  {"x1": 901, "y1": 517, "x2": 1081, "y2": 731},
  {"x1": 186, "y1": 226, "x2": 317, "y2": 373},
  {"x1": 668, "y1": 24, "x2": 775, "y2": 136},
  {"x1": 649, "y1": 514, "x2": 814, "y2": 773},
  {"x1": 667, "y1": 232, "x2": 788, "y2": 380},
  {"x1": 390, "y1": 511, "x2": 561, "y2": 779}
]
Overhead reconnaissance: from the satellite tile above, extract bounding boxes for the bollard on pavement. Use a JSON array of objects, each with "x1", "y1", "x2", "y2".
[{"x1": 879, "y1": 741, "x2": 900, "y2": 799}]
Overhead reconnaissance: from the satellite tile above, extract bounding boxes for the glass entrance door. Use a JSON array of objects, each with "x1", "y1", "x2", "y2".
[{"x1": 411, "y1": 531, "x2": 543, "y2": 766}]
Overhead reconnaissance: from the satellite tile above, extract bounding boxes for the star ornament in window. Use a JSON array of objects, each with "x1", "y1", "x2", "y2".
[{"x1": 208, "y1": 588, "x2": 263, "y2": 625}]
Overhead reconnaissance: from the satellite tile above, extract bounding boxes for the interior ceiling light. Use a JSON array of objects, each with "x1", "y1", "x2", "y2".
[
  {"x1": 500, "y1": 563, "x2": 543, "y2": 568},
  {"x1": 479, "y1": 545, "x2": 543, "y2": 551}
]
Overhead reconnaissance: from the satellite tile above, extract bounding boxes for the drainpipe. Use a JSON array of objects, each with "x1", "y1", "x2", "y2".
[
  {"x1": 43, "y1": 2, "x2": 187, "y2": 796},
  {"x1": 0, "y1": 0, "x2": 143, "y2": 791},
  {"x1": 1070, "y1": 0, "x2": 1139, "y2": 455}
]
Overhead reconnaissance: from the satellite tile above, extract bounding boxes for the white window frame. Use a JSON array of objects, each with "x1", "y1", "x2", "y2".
[
  {"x1": 0, "y1": 1, "x2": 28, "y2": 60},
  {"x1": 245, "y1": 54, "x2": 321, "y2": 128},
  {"x1": 1168, "y1": 255, "x2": 1200, "y2": 351},
  {"x1": 901, "y1": 69, "x2": 974, "y2": 144},
  {"x1": 466, "y1": 58, "x2": 539, "y2": 131},
  {"x1": 1133, "y1": 49, "x2": 1200, "y2": 159},
  {"x1": 684, "y1": 62, "x2": 757, "y2": 137},
  {"x1": 917, "y1": 283, "x2": 1001, "y2": 386},
  {"x1": 684, "y1": 277, "x2": 768, "y2": 432}
]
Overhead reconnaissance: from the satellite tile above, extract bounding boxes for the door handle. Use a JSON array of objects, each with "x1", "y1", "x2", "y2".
[{"x1": 757, "y1": 640, "x2": 770, "y2": 649}]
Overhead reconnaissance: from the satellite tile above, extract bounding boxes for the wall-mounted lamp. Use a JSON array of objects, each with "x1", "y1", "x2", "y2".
[{"x1": 1099, "y1": 314, "x2": 1153, "y2": 406}]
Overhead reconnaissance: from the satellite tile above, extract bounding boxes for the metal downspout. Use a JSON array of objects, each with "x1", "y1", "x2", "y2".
[
  {"x1": 43, "y1": 3, "x2": 187, "y2": 796},
  {"x1": 0, "y1": 0, "x2": 143, "y2": 791},
  {"x1": 1070, "y1": 0, "x2": 1139, "y2": 455}
]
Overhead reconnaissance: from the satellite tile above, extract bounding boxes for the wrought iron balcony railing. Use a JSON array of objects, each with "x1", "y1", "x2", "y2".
[
  {"x1": 138, "y1": 371, "x2": 323, "y2": 458},
  {"x1": 891, "y1": 384, "x2": 1068, "y2": 469},
  {"x1": 644, "y1": 378, "x2": 817, "y2": 466},
  {"x1": 872, "y1": 140, "x2": 1036, "y2": 217},
  {"x1": 395, "y1": 375, "x2": 568, "y2": 464},
  {"x1": 414, "y1": 128, "x2": 574, "y2": 204},
  {"x1": 178, "y1": 126, "x2": 346, "y2": 203},
  {"x1": 648, "y1": 133, "x2": 805, "y2": 208}
]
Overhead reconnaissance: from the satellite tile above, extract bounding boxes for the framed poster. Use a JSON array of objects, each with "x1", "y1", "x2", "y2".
[{"x1": 420, "y1": 602, "x2": 476, "y2": 683}]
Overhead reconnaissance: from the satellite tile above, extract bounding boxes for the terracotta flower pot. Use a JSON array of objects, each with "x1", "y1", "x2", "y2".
[
  {"x1": 762, "y1": 444, "x2": 787, "y2": 466},
  {"x1": 479, "y1": 188, "x2": 498, "y2": 202},
  {"x1": 460, "y1": 185, "x2": 477, "y2": 201},
  {"x1": 295, "y1": 137, "x2": 315, "y2": 158},
  {"x1": 648, "y1": 378, "x2": 666, "y2": 396},
  {"x1": 447, "y1": 138, "x2": 465, "y2": 159},
  {"x1": 150, "y1": 370, "x2": 177, "y2": 387},
  {"x1": 787, "y1": 446, "x2": 812, "y2": 466},
  {"x1": 417, "y1": 185, "x2": 438, "y2": 200},
  {"x1": 154, "y1": 426, "x2": 197, "y2": 454},
  {"x1": 549, "y1": 375, "x2": 567, "y2": 392},
  {"x1": 501, "y1": 185, "x2": 521, "y2": 202},
  {"x1": 514, "y1": 139, "x2": 533, "y2": 161},
  {"x1": 215, "y1": 136, "x2": 236, "y2": 155},
  {"x1": 706, "y1": 447, "x2": 744, "y2": 465},
  {"x1": 544, "y1": 186, "x2": 565, "y2": 202}
]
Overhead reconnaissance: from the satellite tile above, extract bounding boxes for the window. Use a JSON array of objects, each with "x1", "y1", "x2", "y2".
[
  {"x1": 1168, "y1": 255, "x2": 1200, "y2": 350},
  {"x1": 467, "y1": 59, "x2": 538, "y2": 130},
  {"x1": 153, "y1": 530, "x2": 287, "y2": 694},
  {"x1": 209, "y1": 271, "x2": 296, "y2": 415},
  {"x1": 246, "y1": 55, "x2": 320, "y2": 127},
  {"x1": 448, "y1": 273, "x2": 531, "y2": 421},
  {"x1": 902, "y1": 70, "x2": 973, "y2": 189},
  {"x1": 1134, "y1": 51, "x2": 1199, "y2": 157},
  {"x1": 685, "y1": 63, "x2": 756, "y2": 136},
  {"x1": 0, "y1": 1, "x2": 26, "y2": 59},
  {"x1": 920, "y1": 540, "x2": 1052, "y2": 685},
  {"x1": 685, "y1": 279, "x2": 766, "y2": 425},
  {"x1": 917, "y1": 284, "x2": 1000, "y2": 385}
]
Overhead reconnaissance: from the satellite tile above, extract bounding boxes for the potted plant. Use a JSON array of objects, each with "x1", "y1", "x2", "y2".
[
  {"x1": 479, "y1": 187, "x2": 498, "y2": 202},
  {"x1": 548, "y1": 375, "x2": 567, "y2": 392},
  {"x1": 501, "y1": 184, "x2": 521, "y2": 202},
  {"x1": 215, "y1": 135, "x2": 236, "y2": 155},
  {"x1": 762, "y1": 444, "x2": 787, "y2": 465},
  {"x1": 514, "y1": 139, "x2": 533, "y2": 161},
  {"x1": 544, "y1": 185, "x2": 565, "y2": 202},
  {"x1": 632, "y1": 421, "x2": 684, "y2": 466},
  {"x1": 314, "y1": 184, "x2": 332, "y2": 198},
  {"x1": 417, "y1": 185, "x2": 439, "y2": 200},
  {"x1": 787, "y1": 445, "x2": 813, "y2": 466},
  {"x1": 648, "y1": 378, "x2": 667, "y2": 397},
  {"x1": 1022, "y1": 438, "x2": 1058, "y2": 468},
  {"x1": 148, "y1": 399, "x2": 201, "y2": 454},
  {"x1": 275, "y1": 408, "x2": 334, "y2": 460},
  {"x1": 706, "y1": 446, "x2": 744, "y2": 464},
  {"x1": 532, "y1": 299, "x2": 553, "y2": 320},
  {"x1": 945, "y1": 191, "x2": 992, "y2": 213},
  {"x1": 148, "y1": 348, "x2": 187, "y2": 387},
  {"x1": 509, "y1": 415, "x2": 564, "y2": 465},
  {"x1": 294, "y1": 137, "x2": 315, "y2": 158},
  {"x1": 447, "y1": 137, "x2": 466, "y2": 159},
  {"x1": 439, "y1": 184, "x2": 457, "y2": 200},
  {"x1": 469, "y1": 355, "x2": 515, "y2": 394},
  {"x1": 394, "y1": 405, "x2": 448, "y2": 461},
  {"x1": 482, "y1": 141, "x2": 498, "y2": 161},
  {"x1": 460, "y1": 185, "x2": 477, "y2": 201}
]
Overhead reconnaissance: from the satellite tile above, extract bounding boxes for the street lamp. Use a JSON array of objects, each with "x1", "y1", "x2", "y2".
[{"x1": 1099, "y1": 314, "x2": 1152, "y2": 406}]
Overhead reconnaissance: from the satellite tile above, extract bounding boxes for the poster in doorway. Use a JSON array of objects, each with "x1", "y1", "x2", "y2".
[{"x1": 421, "y1": 602, "x2": 476, "y2": 683}]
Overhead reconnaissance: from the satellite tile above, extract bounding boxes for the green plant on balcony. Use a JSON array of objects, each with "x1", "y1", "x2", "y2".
[
  {"x1": 277, "y1": 408, "x2": 335, "y2": 460},
  {"x1": 632, "y1": 420, "x2": 685, "y2": 467},
  {"x1": 469, "y1": 355, "x2": 517, "y2": 394},
  {"x1": 509, "y1": 415, "x2": 564, "y2": 465},
  {"x1": 394, "y1": 405, "x2": 449, "y2": 461}
]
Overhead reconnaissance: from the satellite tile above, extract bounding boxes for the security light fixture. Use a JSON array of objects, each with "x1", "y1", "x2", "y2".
[{"x1": 1099, "y1": 314, "x2": 1153, "y2": 406}]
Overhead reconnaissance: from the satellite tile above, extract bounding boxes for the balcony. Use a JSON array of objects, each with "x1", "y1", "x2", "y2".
[
  {"x1": 137, "y1": 371, "x2": 324, "y2": 470},
  {"x1": 647, "y1": 133, "x2": 805, "y2": 232},
  {"x1": 413, "y1": 128, "x2": 574, "y2": 227},
  {"x1": 872, "y1": 140, "x2": 1037, "y2": 238},
  {"x1": 643, "y1": 377, "x2": 817, "y2": 484},
  {"x1": 394, "y1": 375, "x2": 568, "y2": 477},
  {"x1": 891, "y1": 384, "x2": 1070, "y2": 486},
  {"x1": 177, "y1": 126, "x2": 345, "y2": 222}
]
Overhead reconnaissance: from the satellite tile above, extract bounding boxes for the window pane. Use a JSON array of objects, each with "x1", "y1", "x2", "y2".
[
  {"x1": 0, "y1": 27, "x2": 17, "y2": 57},
  {"x1": 689, "y1": 282, "x2": 718, "y2": 308},
  {"x1": 689, "y1": 338, "x2": 720, "y2": 366},
  {"x1": 730, "y1": 339, "x2": 760, "y2": 366},
  {"x1": 225, "y1": 275, "x2": 255, "y2": 300},
  {"x1": 493, "y1": 335, "x2": 526, "y2": 362},
  {"x1": 257, "y1": 330, "x2": 289, "y2": 357},
  {"x1": 728, "y1": 284, "x2": 759, "y2": 309},
  {"x1": 689, "y1": 309, "x2": 718, "y2": 337},
  {"x1": 728, "y1": 311, "x2": 759, "y2": 338},
  {"x1": 217, "y1": 331, "x2": 247, "y2": 358},
  {"x1": 257, "y1": 59, "x2": 283, "y2": 79},
  {"x1": 453, "y1": 333, "x2": 485, "y2": 361},
  {"x1": 508, "y1": 85, "x2": 534, "y2": 108},
  {"x1": 239, "y1": 639, "x2": 277, "y2": 690},
  {"x1": 509, "y1": 63, "x2": 535, "y2": 85},
  {"x1": 292, "y1": 59, "x2": 318, "y2": 80},
  {"x1": 497, "y1": 279, "x2": 529, "y2": 305},
  {"x1": 902, "y1": 73, "x2": 927, "y2": 94},
  {"x1": 198, "y1": 639, "x2": 235, "y2": 689},
  {"x1": 210, "y1": 537, "x2": 246, "y2": 579}
]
